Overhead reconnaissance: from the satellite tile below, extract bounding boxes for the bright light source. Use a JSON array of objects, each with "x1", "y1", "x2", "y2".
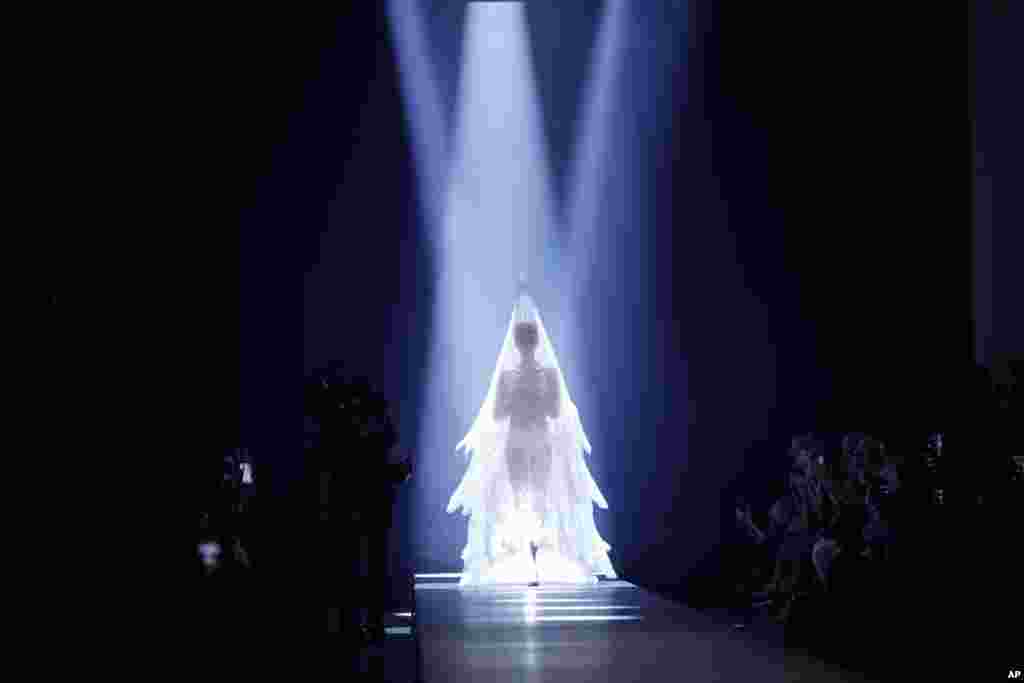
[
  {"x1": 519, "y1": 604, "x2": 638, "y2": 611},
  {"x1": 531, "y1": 615, "x2": 642, "y2": 623},
  {"x1": 385, "y1": 626, "x2": 413, "y2": 636},
  {"x1": 495, "y1": 598, "x2": 605, "y2": 603},
  {"x1": 414, "y1": 572, "x2": 464, "y2": 579}
]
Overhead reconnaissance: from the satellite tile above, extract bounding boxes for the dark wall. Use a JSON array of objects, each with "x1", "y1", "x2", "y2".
[
  {"x1": 973, "y1": 1, "x2": 1023, "y2": 366},
  {"x1": 658, "y1": 0, "x2": 967, "y2": 592},
  {"x1": 170, "y1": 5, "x2": 432, "y2": 567},
  {"x1": 688, "y1": 0, "x2": 966, "y2": 428}
]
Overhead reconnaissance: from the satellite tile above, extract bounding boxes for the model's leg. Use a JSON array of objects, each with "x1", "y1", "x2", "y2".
[
  {"x1": 506, "y1": 445, "x2": 528, "y2": 512},
  {"x1": 531, "y1": 443, "x2": 553, "y2": 524}
]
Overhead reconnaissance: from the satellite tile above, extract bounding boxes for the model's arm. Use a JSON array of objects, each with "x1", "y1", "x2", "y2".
[
  {"x1": 545, "y1": 368, "x2": 560, "y2": 418},
  {"x1": 494, "y1": 372, "x2": 511, "y2": 420}
]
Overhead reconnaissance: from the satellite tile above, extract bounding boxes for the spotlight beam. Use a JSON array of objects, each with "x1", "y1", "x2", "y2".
[
  {"x1": 558, "y1": 0, "x2": 627, "y2": 453},
  {"x1": 387, "y1": 0, "x2": 452, "y2": 239},
  {"x1": 399, "y1": 1, "x2": 562, "y2": 570}
]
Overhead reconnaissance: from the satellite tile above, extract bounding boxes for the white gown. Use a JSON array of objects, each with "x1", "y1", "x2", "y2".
[{"x1": 446, "y1": 292, "x2": 617, "y2": 585}]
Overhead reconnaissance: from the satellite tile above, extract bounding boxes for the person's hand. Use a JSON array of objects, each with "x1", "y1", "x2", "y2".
[{"x1": 735, "y1": 505, "x2": 752, "y2": 527}]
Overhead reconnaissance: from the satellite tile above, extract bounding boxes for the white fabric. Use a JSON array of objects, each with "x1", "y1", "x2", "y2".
[{"x1": 446, "y1": 290, "x2": 617, "y2": 585}]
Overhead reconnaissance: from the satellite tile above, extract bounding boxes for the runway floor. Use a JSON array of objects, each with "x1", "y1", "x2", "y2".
[{"x1": 410, "y1": 574, "x2": 878, "y2": 683}]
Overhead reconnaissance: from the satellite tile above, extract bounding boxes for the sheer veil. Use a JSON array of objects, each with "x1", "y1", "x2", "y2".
[{"x1": 446, "y1": 286, "x2": 617, "y2": 584}]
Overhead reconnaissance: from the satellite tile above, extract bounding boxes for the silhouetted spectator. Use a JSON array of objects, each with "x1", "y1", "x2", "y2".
[
  {"x1": 196, "y1": 453, "x2": 258, "y2": 635},
  {"x1": 738, "y1": 445, "x2": 835, "y2": 621},
  {"x1": 306, "y1": 368, "x2": 412, "y2": 642},
  {"x1": 350, "y1": 380, "x2": 411, "y2": 641},
  {"x1": 860, "y1": 437, "x2": 897, "y2": 562},
  {"x1": 812, "y1": 433, "x2": 870, "y2": 591}
]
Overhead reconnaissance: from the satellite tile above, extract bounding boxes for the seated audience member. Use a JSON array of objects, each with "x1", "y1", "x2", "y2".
[
  {"x1": 740, "y1": 444, "x2": 834, "y2": 621},
  {"x1": 861, "y1": 437, "x2": 898, "y2": 562},
  {"x1": 812, "y1": 433, "x2": 869, "y2": 591}
]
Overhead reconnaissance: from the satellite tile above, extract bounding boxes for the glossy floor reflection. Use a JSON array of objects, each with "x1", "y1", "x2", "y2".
[{"x1": 414, "y1": 575, "x2": 876, "y2": 682}]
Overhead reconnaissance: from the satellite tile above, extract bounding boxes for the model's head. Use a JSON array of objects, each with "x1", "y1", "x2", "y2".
[{"x1": 514, "y1": 321, "x2": 539, "y2": 354}]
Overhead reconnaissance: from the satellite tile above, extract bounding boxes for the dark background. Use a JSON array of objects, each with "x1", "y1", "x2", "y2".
[{"x1": 164, "y1": 1, "x2": 1016, "y2": 604}]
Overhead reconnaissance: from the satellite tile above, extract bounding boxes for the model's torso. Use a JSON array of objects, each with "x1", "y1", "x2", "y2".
[{"x1": 504, "y1": 364, "x2": 557, "y2": 429}]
